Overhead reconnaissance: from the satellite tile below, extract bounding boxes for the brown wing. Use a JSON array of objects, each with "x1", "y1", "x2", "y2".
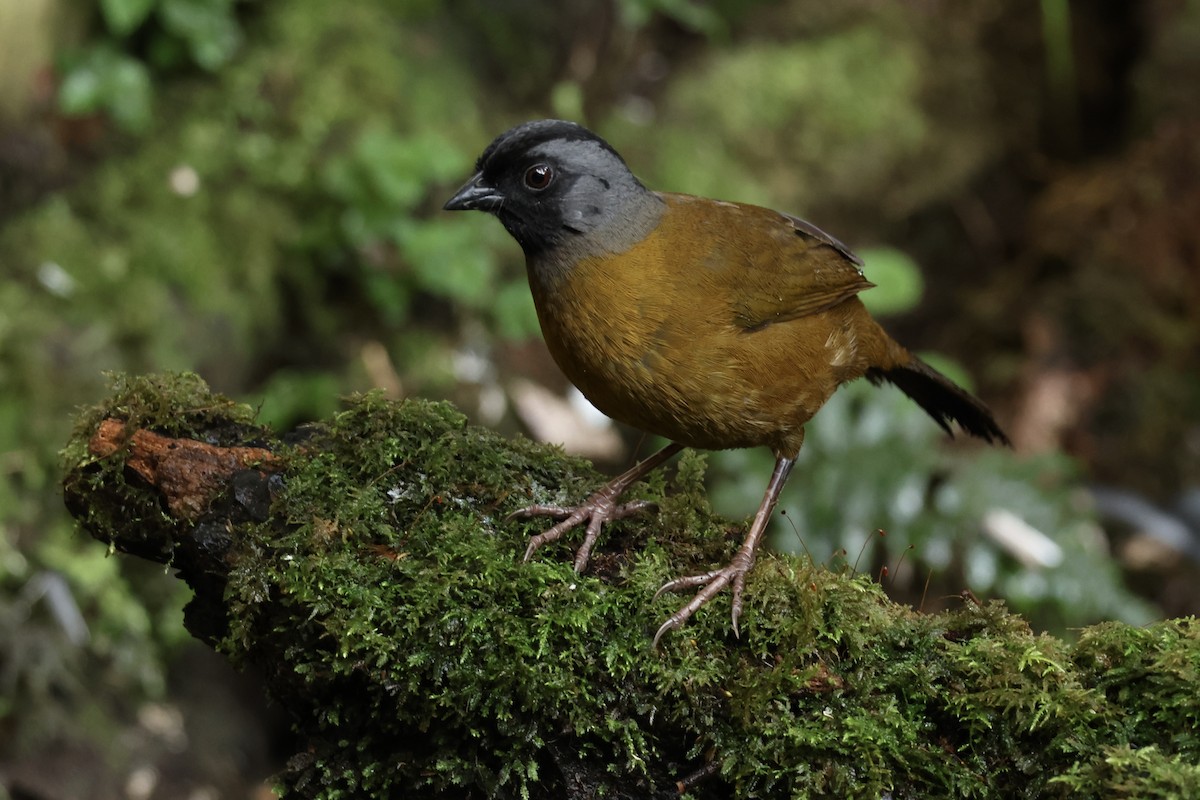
[
  {"x1": 659, "y1": 194, "x2": 874, "y2": 331},
  {"x1": 779, "y1": 211, "x2": 864, "y2": 268}
]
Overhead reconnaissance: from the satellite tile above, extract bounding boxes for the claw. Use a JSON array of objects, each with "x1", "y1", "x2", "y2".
[
  {"x1": 651, "y1": 560, "x2": 751, "y2": 649},
  {"x1": 512, "y1": 448, "x2": 797, "y2": 650},
  {"x1": 512, "y1": 444, "x2": 684, "y2": 572},
  {"x1": 650, "y1": 455, "x2": 796, "y2": 648},
  {"x1": 515, "y1": 498, "x2": 661, "y2": 571}
]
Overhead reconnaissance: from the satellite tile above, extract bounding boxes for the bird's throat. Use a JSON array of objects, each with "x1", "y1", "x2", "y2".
[{"x1": 525, "y1": 190, "x2": 667, "y2": 287}]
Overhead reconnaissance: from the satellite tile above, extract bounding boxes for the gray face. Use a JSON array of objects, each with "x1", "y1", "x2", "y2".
[
  {"x1": 525, "y1": 138, "x2": 649, "y2": 235},
  {"x1": 444, "y1": 120, "x2": 665, "y2": 260}
]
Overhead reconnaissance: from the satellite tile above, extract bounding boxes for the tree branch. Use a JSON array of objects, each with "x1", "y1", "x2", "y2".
[{"x1": 62, "y1": 373, "x2": 1200, "y2": 799}]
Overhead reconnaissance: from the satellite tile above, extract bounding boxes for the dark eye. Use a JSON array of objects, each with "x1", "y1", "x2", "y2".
[{"x1": 523, "y1": 163, "x2": 554, "y2": 191}]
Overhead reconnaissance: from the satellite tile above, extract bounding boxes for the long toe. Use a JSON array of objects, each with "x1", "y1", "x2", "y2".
[
  {"x1": 506, "y1": 503, "x2": 576, "y2": 522},
  {"x1": 608, "y1": 499, "x2": 658, "y2": 520},
  {"x1": 517, "y1": 499, "x2": 659, "y2": 569},
  {"x1": 652, "y1": 563, "x2": 749, "y2": 649},
  {"x1": 571, "y1": 513, "x2": 607, "y2": 572},
  {"x1": 653, "y1": 568, "x2": 725, "y2": 598},
  {"x1": 522, "y1": 510, "x2": 590, "y2": 561},
  {"x1": 510, "y1": 443, "x2": 684, "y2": 573},
  {"x1": 729, "y1": 570, "x2": 748, "y2": 638}
]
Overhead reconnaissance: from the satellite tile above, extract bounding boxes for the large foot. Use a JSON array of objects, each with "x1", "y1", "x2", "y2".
[
  {"x1": 509, "y1": 498, "x2": 657, "y2": 572},
  {"x1": 650, "y1": 454, "x2": 797, "y2": 648},
  {"x1": 651, "y1": 549, "x2": 755, "y2": 648},
  {"x1": 509, "y1": 443, "x2": 684, "y2": 573}
]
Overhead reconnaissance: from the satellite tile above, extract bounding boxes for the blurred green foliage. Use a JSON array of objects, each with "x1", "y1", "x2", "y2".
[
  {"x1": 58, "y1": 44, "x2": 154, "y2": 131},
  {"x1": 710, "y1": 388, "x2": 1154, "y2": 632},
  {"x1": 654, "y1": 28, "x2": 925, "y2": 205},
  {"x1": 625, "y1": 15, "x2": 1000, "y2": 218},
  {"x1": 58, "y1": 0, "x2": 242, "y2": 132},
  {"x1": 856, "y1": 246, "x2": 925, "y2": 316},
  {"x1": 322, "y1": 127, "x2": 539, "y2": 338},
  {"x1": 617, "y1": 0, "x2": 730, "y2": 35}
]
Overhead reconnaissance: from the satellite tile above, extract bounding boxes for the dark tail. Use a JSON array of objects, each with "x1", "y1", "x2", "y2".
[{"x1": 866, "y1": 357, "x2": 1010, "y2": 446}]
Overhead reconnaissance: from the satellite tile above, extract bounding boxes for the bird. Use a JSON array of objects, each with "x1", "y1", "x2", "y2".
[{"x1": 444, "y1": 119, "x2": 1009, "y2": 647}]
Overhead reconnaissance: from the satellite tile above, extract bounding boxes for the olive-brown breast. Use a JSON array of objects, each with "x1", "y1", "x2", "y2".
[{"x1": 526, "y1": 193, "x2": 907, "y2": 457}]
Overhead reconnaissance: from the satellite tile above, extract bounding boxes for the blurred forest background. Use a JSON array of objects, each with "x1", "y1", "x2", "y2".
[{"x1": 1, "y1": 0, "x2": 1199, "y2": 797}]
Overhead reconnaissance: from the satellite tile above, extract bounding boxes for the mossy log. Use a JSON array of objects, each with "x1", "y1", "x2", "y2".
[{"x1": 62, "y1": 373, "x2": 1200, "y2": 799}]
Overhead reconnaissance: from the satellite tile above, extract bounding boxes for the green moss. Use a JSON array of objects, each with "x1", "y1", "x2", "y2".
[
  {"x1": 1049, "y1": 745, "x2": 1200, "y2": 799},
  {"x1": 64, "y1": 374, "x2": 1200, "y2": 798},
  {"x1": 62, "y1": 371, "x2": 266, "y2": 564},
  {"x1": 634, "y1": 18, "x2": 997, "y2": 218}
]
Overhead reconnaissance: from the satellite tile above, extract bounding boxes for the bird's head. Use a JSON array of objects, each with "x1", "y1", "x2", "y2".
[{"x1": 444, "y1": 119, "x2": 661, "y2": 259}]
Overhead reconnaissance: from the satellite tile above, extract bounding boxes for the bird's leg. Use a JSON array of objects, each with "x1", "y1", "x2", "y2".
[
  {"x1": 510, "y1": 443, "x2": 684, "y2": 572},
  {"x1": 652, "y1": 455, "x2": 796, "y2": 648}
]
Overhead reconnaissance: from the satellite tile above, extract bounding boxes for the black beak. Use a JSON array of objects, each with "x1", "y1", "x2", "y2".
[{"x1": 443, "y1": 172, "x2": 503, "y2": 212}]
